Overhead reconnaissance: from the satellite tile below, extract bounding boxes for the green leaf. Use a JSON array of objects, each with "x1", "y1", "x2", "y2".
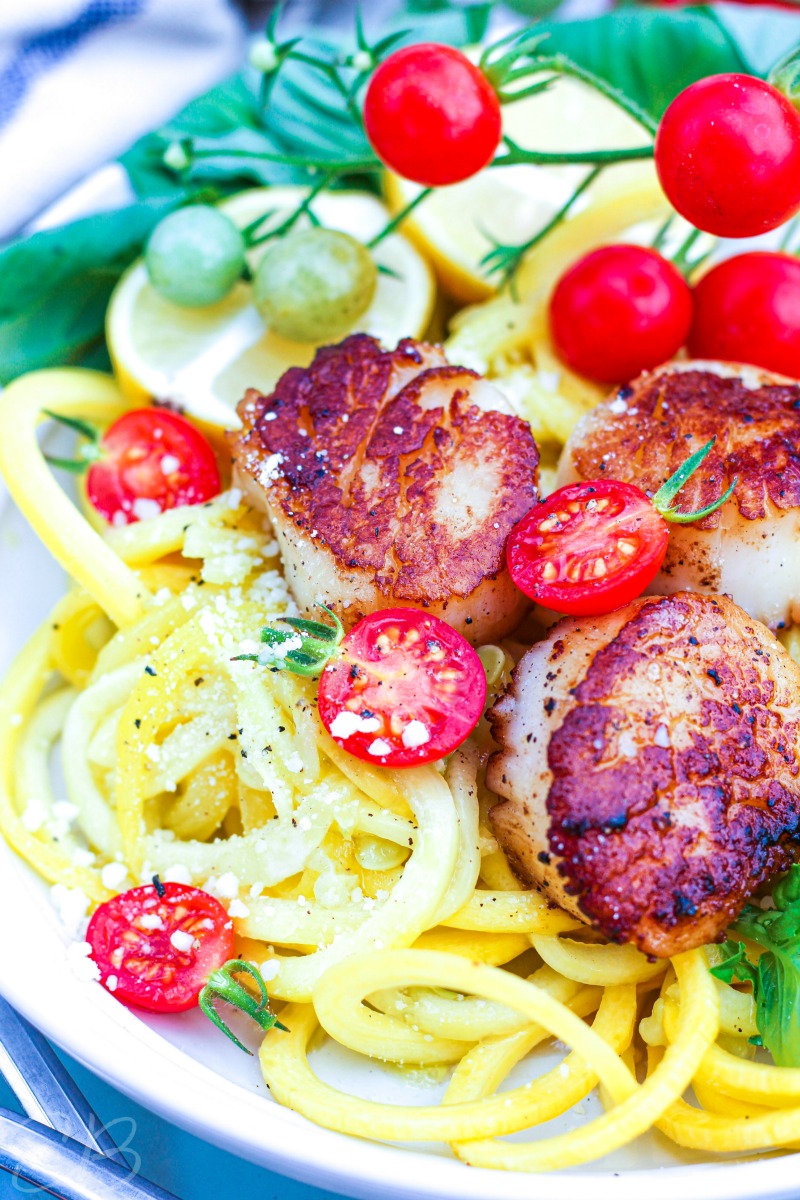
[
  {"x1": 504, "y1": 0, "x2": 564, "y2": 17},
  {"x1": 4, "y1": 4, "x2": 796, "y2": 384},
  {"x1": 709, "y1": 940, "x2": 758, "y2": 988},
  {"x1": 530, "y1": 7, "x2": 747, "y2": 120},
  {"x1": 121, "y1": 42, "x2": 376, "y2": 204},
  {"x1": 770, "y1": 45, "x2": 800, "y2": 108},
  {"x1": 727, "y1": 866, "x2": 800, "y2": 1067},
  {"x1": 714, "y1": 5, "x2": 800, "y2": 77},
  {"x1": 0, "y1": 201, "x2": 174, "y2": 385},
  {"x1": 386, "y1": 0, "x2": 492, "y2": 46}
]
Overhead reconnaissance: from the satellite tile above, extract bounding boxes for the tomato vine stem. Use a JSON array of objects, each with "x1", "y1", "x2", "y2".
[
  {"x1": 199, "y1": 960, "x2": 288, "y2": 1055},
  {"x1": 163, "y1": 12, "x2": 661, "y2": 290}
]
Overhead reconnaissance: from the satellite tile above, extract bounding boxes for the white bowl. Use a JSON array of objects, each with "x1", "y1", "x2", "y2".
[{"x1": 3, "y1": 445, "x2": 800, "y2": 1200}]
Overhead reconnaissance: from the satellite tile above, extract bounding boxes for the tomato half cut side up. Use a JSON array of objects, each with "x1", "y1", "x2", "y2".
[
  {"x1": 507, "y1": 481, "x2": 669, "y2": 617},
  {"x1": 88, "y1": 409, "x2": 221, "y2": 526},
  {"x1": 317, "y1": 608, "x2": 487, "y2": 767},
  {"x1": 87, "y1": 882, "x2": 235, "y2": 1013}
]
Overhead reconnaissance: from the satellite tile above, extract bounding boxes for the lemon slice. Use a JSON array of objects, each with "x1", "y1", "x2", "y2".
[
  {"x1": 107, "y1": 188, "x2": 436, "y2": 429},
  {"x1": 386, "y1": 76, "x2": 659, "y2": 305}
]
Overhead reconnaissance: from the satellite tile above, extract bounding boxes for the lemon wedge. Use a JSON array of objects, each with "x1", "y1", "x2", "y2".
[
  {"x1": 107, "y1": 188, "x2": 435, "y2": 429},
  {"x1": 386, "y1": 76, "x2": 659, "y2": 305}
]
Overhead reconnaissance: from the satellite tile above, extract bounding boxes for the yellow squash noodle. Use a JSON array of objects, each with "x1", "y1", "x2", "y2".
[
  {"x1": 0, "y1": 370, "x2": 148, "y2": 626},
  {"x1": 261, "y1": 950, "x2": 634, "y2": 1143}
]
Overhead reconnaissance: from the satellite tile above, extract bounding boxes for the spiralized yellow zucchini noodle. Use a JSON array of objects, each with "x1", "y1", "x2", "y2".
[{"x1": 4, "y1": 354, "x2": 800, "y2": 1173}]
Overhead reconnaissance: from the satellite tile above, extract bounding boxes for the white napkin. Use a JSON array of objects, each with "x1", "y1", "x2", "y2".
[{"x1": 0, "y1": 0, "x2": 246, "y2": 240}]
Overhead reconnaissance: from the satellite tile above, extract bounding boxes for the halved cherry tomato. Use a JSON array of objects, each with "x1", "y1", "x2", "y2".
[
  {"x1": 507, "y1": 481, "x2": 669, "y2": 617},
  {"x1": 317, "y1": 608, "x2": 486, "y2": 767},
  {"x1": 88, "y1": 409, "x2": 220, "y2": 526},
  {"x1": 363, "y1": 44, "x2": 502, "y2": 187},
  {"x1": 87, "y1": 882, "x2": 234, "y2": 1013}
]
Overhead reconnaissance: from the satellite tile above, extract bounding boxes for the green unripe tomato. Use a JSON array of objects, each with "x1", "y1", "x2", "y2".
[
  {"x1": 253, "y1": 228, "x2": 377, "y2": 343},
  {"x1": 145, "y1": 206, "x2": 246, "y2": 308}
]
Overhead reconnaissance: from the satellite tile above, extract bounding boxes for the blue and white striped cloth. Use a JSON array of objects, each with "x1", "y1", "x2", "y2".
[{"x1": 0, "y1": 0, "x2": 245, "y2": 240}]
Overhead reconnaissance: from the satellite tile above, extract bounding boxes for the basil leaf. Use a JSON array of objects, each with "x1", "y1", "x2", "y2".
[
  {"x1": 754, "y1": 946, "x2": 800, "y2": 1069},
  {"x1": 714, "y1": 3, "x2": 800, "y2": 77},
  {"x1": 122, "y1": 43, "x2": 375, "y2": 204},
  {"x1": 710, "y1": 940, "x2": 758, "y2": 988},
  {"x1": 533, "y1": 7, "x2": 747, "y2": 119},
  {"x1": 727, "y1": 867, "x2": 800, "y2": 1067},
  {"x1": 0, "y1": 202, "x2": 173, "y2": 384},
  {"x1": 386, "y1": 0, "x2": 492, "y2": 45}
]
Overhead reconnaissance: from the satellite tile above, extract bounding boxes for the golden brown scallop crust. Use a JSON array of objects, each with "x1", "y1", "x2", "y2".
[
  {"x1": 569, "y1": 368, "x2": 800, "y2": 529},
  {"x1": 489, "y1": 592, "x2": 800, "y2": 956},
  {"x1": 229, "y1": 334, "x2": 539, "y2": 610}
]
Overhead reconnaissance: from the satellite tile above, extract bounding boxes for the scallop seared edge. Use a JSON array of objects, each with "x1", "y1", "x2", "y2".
[
  {"x1": 557, "y1": 364, "x2": 800, "y2": 630},
  {"x1": 228, "y1": 334, "x2": 540, "y2": 645},
  {"x1": 488, "y1": 592, "x2": 800, "y2": 957}
]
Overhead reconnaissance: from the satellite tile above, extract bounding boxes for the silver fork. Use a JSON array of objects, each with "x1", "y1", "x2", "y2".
[{"x1": 0, "y1": 996, "x2": 181, "y2": 1200}]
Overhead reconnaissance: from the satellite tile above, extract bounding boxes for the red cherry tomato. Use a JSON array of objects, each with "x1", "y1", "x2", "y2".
[
  {"x1": 363, "y1": 43, "x2": 502, "y2": 187},
  {"x1": 507, "y1": 481, "x2": 669, "y2": 617},
  {"x1": 88, "y1": 409, "x2": 220, "y2": 526},
  {"x1": 87, "y1": 882, "x2": 235, "y2": 1013},
  {"x1": 549, "y1": 245, "x2": 693, "y2": 384},
  {"x1": 689, "y1": 252, "x2": 800, "y2": 380},
  {"x1": 655, "y1": 74, "x2": 800, "y2": 238},
  {"x1": 318, "y1": 608, "x2": 486, "y2": 767}
]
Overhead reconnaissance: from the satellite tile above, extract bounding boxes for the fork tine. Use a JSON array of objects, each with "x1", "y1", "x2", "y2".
[
  {"x1": 0, "y1": 996, "x2": 130, "y2": 1167},
  {"x1": 0, "y1": 1106, "x2": 180, "y2": 1200}
]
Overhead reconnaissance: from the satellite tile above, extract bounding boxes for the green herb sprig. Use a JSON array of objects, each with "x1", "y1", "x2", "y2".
[{"x1": 711, "y1": 865, "x2": 800, "y2": 1067}]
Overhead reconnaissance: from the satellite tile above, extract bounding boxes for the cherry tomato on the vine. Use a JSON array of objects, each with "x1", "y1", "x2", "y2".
[
  {"x1": 363, "y1": 43, "x2": 502, "y2": 187},
  {"x1": 88, "y1": 409, "x2": 220, "y2": 526},
  {"x1": 549, "y1": 245, "x2": 693, "y2": 384},
  {"x1": 507, "y1": 481, "x2": 670, "y2": 617},
  {"x1": 689, "y1": 252, "x2": 800, "y2": 380},
  {"x1": 87, "y1": 882, "x2": 235, "y2": 1013},
  {"x1": 318, "y1": 608, "x2": 486, "y2": 767},
  {"x1": 655, "y1": 74, "x2": 800, "y2": 238}
]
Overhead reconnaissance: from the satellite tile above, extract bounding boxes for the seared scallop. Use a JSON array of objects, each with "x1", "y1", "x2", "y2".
[
  {"x1": 557, "y1": 362, "x2": 800, "y2": 630},
  {"x1": 487, "y1": 591, "x2": 800, "y2": 957},
  {"x1": 228, "y1": 334, "x2": 540, "y2": 645}
]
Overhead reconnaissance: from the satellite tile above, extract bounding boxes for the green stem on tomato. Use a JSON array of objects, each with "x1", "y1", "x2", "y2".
[
  {"x1": 42, "y1": 409, "x2": 103, "y2": 473},
  {"x1": 778, "y1": 214, "x2": 800, "y2": 253},
  {"x1": 232, "y1": 605, "x2": 344, "y2": 678},
  {"x1": 650, "y1": 214, "x2": 675, "y2": 253},
  {"x1": 652, "y1": 437, "x2": 738, "y2": 524},
  {"x1": 169, "y1": 145, "x2": 381, "y2": 176},
  {"x1": 512, "y1": 54, "x2": 658, "y2": 135},
  {"x1": 482, "y1": 166, "x2": 603, "y2": 291},
  {"x1": 199, "y1": 960, "x2": 288, "y2": 1055},
  {"x1": 42, "y1": 410, "x2": 98, "y2": 442},
  {"x1": 494, "y1": 138, "x2": 655, "y2": 169},
  {"x1": 247, "y1": 169, "x2": 340, "y2": 249},
  {"x1": 367, "y1": 187, "x2": 433, "y2": 249},
  {"x1": 287, "y1": 49, "x2": 365, "y2": 126}
]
